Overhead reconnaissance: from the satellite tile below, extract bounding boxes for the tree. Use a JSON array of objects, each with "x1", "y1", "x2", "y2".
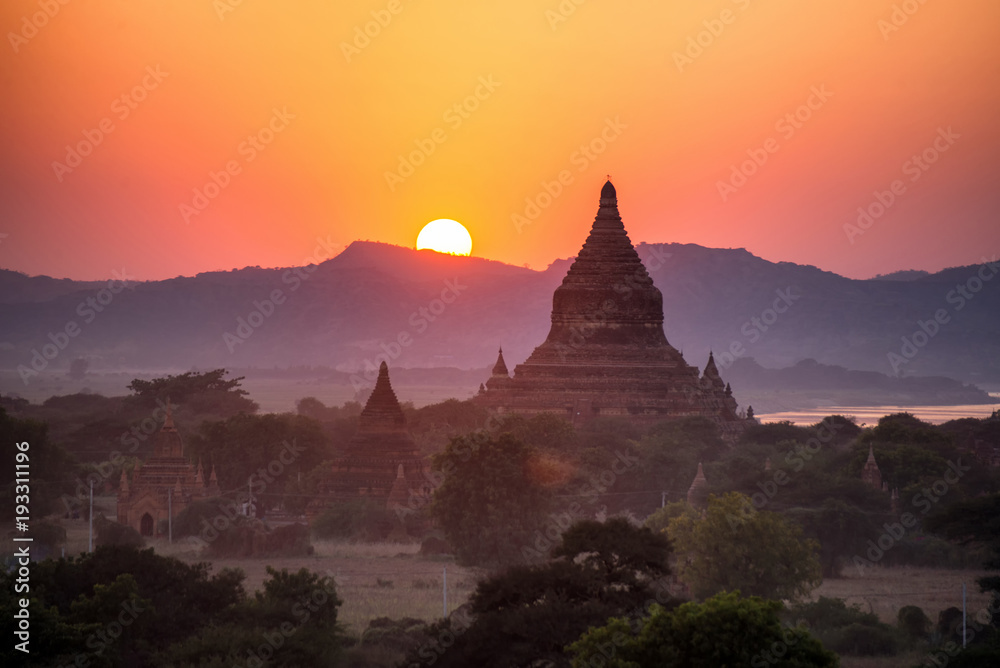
[
  {"x1": 0, "y1": 406, "x2": 78, "y2": 518},
  {"x1": 127, "y1": 368, "x2": 258, "y2": 416},
  {"x1": 552, "y1": 518, "x2": 671, "y2": 590},
  {"x1": 162, "y1": 566, "x2": 344, "y2": 667},
  {"x1": 30, "y1": 545, "x2": 245, "y2": 654},
  {"x1": 2, "y1": 545, "x2": 246, "y2": 666},
  {"x1": 924, "y1": 493, "x2": 1000, "y2": 602},
  {"x1": 568, "y1": 592, "x2": 839, "y2": 668},
  {"x1": 186, "y1": 413, "x2": 331, "y2": 513},
  {"x1": 402, "y1": 518, "x2": 677, "y2": 668},
  {"x1": 668, "y1": 492, "x2": 822, "y2": 601},
  {"x1": 430, "y1": 431, "x2": 552, "y2": 566}
]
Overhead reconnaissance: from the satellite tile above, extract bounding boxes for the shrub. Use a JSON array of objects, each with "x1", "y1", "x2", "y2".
[
  {"x1": 898, "y1": 604, "x2": 932, "y2": 640},
  {"x1": 824, "y1": 622, "x2": 899, "y2": 656},
  {"x1": 787, "y1": 596, "x2": 901, "y2": 657},
  {"x1": 172, "y1": 497, "x2": 242, "y2": 537},
  {"x1": 359, "y1": 617, "x2": 427, "y2": 654},
  {"x1": 311, "y1": 499, "x2": 395, "y2": 541},
  {"x1": 94, "y1": 514, "x2": 143, "y2": 548}
]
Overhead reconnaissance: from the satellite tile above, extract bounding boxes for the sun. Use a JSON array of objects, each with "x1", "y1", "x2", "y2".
[{"x1": 415, "y1": 219, "x2": 473, "y2": 256}]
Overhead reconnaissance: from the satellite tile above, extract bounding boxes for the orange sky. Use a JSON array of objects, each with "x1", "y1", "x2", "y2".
[{"x1": 2, "y1": 0, "x2": 998, "y2": 280}]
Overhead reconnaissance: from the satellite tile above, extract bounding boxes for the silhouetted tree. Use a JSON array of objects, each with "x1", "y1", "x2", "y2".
[
  {"x1": 668, "y1": 492, "x2": 822, "y2": 601},
  {"x1": 431, "y1": 431, "x2": 552, "y2": 567},
  {"x1": 569, "y1": 592, "x2": 839, "y2": 668}
]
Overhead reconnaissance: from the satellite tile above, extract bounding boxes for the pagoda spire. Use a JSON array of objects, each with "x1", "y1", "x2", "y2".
[
  {"x1": 359, "y1": 362, "x2": 406, "y2": 430},
  {"x1": 163, "y1": 398, "x2": 175, "y2": 430},
  {"x1": 687, "y1": 462, "x2": 709, "y2": 507},
  {"x1": 492, "y1": 347, "x2": 509, "y2": 377},
  {"x1": 702, "y1": 351, "x2": 725, "y2": 389},
  {"x1": 862, "y1": 444, "x2": 883, "y2": 490}
]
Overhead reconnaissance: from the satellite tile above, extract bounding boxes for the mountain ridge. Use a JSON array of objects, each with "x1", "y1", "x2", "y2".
[{"x1": 1, "y1": 241, "x2": 997, "y2": 386}]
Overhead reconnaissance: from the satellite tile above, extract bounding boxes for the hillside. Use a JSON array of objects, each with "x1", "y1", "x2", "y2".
[{"x1": 0, "y1": 241, "x2": 997, "y2": 390}]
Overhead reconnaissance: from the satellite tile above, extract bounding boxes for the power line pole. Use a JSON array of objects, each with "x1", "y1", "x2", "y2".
[
  {"x1": 443, "y1": 566, "x2": 448, "y2": 617},
  {"x1": 963, "y1": 582, "x2": 967, "y2": 648},
  {"x1": 168, "y1": 488, "x2": 173, "y2": 544},
  {"x1": 88, "y1": 480, "x2": 94, "y2": 552}
]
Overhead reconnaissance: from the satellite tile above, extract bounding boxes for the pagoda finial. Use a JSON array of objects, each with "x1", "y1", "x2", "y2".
[
  {"x1": 163, "y1": 398, "x2": 175, "y2": 430},
  {"x1": 687, "y1": 462, "x2": 709, "y2": 507},
  {"x1": 600, "y1": 179, "x2": 617, "y2": 201},
  {"x1": 492, "y1": 347, "x2": 509, "y2": 377}
]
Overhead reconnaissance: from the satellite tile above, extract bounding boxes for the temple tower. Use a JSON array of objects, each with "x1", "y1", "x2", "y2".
[
  {"x1": 308, "y1": 362, "x2": 428, "y2": 515},
  {"x1": 476, "y1": 181, "x2": 749, "y2": 438}
]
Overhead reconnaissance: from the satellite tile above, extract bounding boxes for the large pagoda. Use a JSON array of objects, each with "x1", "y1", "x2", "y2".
[{"x1": 476, "y1": 180, "x2": 748, "y2": 439}]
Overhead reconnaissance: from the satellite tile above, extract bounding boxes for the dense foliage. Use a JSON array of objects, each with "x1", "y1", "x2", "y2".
[{"x1": 568, "y1": 591, "x2": 839, "y2": 668}]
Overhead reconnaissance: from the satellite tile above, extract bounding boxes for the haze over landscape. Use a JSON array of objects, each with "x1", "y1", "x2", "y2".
[{"x1": 2, "y1": 2, "x2": 999, "y2": 668}]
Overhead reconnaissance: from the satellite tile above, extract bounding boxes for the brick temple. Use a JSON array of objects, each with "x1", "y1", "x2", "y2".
[
  {"x1": 308, "y1": 362, "x2": 427, "y2": 515},
  {"x1": 476, "y1": 180, "x2": 750, "y2": 440},
  {"x1": 117, "y1": 404, "x2": 219, "y2": 535}
]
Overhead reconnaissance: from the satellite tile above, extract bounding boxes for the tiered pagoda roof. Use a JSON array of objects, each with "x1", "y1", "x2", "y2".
[{"x1": 476, "y1": 181, "x2": 748, "y2": 438}]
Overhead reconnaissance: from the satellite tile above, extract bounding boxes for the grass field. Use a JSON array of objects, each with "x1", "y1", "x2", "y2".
[{"x1": 25, "y1": 497, "x2": 993, "y2": 667}]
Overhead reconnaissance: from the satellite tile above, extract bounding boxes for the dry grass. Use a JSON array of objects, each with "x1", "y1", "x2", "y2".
[
  {"x1": 192, "y1": 540, "x2": 482, "y2": 633},
  {"x1": 37, "y1": 499, "x2": 482, "y2": 634},
  {"x1": 813, "y1": 566, "x2": 992, "y2": 626},
  {"x1": 34, "y1": 500, "x2": 994, "y2": 651},
  {"x1": 838, "y1": 653, "x2": 927, "y2": 668}
]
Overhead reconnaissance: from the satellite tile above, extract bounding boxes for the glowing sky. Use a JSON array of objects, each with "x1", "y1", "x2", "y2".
[{"x1": 2, "y1": 0, "x2": 998, "y2": 280}]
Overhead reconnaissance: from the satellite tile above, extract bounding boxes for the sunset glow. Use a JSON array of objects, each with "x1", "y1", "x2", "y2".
[
  {"x1": 1, "y1": 1, "x2": 998, "y2": 280},
  {"x1": 416, "y1": 219, "x2": 473, "y2": 256}
]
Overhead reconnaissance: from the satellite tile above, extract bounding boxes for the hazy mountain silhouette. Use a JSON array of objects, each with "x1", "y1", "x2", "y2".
[{"x1": 1, "y1": 242, "x2": 997, "y2": 394}]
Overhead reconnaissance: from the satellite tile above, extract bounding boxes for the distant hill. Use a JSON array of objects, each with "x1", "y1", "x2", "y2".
[
  {"x1": 867, "y1": 270, "x2": 931, "y2": 281},
  {"x1": 0, "y1": 241, "x2": 997, "y2": 393}
]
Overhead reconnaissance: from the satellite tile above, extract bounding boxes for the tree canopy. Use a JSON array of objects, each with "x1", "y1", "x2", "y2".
[
  {"x1": 568, "y1": 591, "x2": 839, "y2": 668},
  {"x1": 668, "y1": 492, "x2": 822, "y2": 601},
  {"x1": 430, "y1": 431, "x2": 552, "y2": 567},
  {"x1": 402, "y1": 518, "x2": 677, "y2": 668}
]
